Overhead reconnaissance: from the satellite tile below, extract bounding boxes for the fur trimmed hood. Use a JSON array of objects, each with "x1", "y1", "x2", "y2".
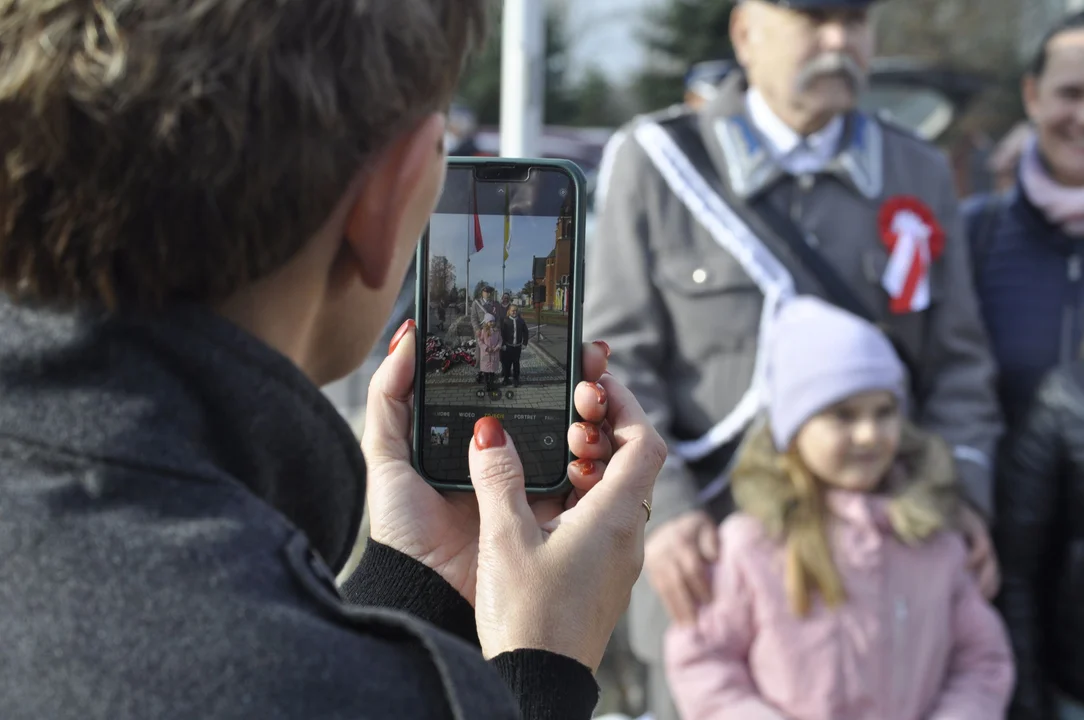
[{"x1": 731, "y1": 417, "x2": 961, "y2": 544}]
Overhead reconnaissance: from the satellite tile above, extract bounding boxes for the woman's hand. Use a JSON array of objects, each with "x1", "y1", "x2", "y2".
[
  {"x1": 362, "y1": 322, "x2": 621, "y2": 605},
  {"x1": 471, "y1": 371, "x2": 666, "y2": 671}
]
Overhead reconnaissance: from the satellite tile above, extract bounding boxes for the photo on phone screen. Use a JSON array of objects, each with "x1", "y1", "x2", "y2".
[{"x1": 415, "y1": 162, "x2": 583, "y2": 491}]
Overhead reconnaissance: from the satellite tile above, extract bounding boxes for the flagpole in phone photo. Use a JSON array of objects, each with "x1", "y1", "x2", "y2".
[
  {"x1": 502, "y1": 182, "x2": 509, "y2": 295},
  {"x1": 464, "y1": 203, "x2": 470, "y2": 310},
  {"x1": 533, "y1": 276, "x2": 547, "y2": 343}
]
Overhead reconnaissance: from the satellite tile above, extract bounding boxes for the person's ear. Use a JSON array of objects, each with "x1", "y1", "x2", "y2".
[
  {"x1": 730, "y1": 4, "x2": 752, "y2": 67},
  {"x1": 1022, "y1": 73, "x2": 1040, "y2": 122},
  {"x1": 344, "y1": 113, "x2": 446, "y2": 290}
]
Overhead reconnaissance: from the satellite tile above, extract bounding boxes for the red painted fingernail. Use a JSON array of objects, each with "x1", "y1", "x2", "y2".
[
  {"x1": 576, "y1": 422, "x2": 600, "y2": 444},
  {"x1": 388, "y1": 319, "x2": 416, "y2": 356},
  {"x1": 592, "y1": 340, "x2": 611, "y2": 358},
  {"x1": 594, "y1": 382, "x2": 608, "y2": 405},
  {"x1": 473, "y1": 416, "x2": 506, "y2": 450},
  {"x1": 571, "y1": 459, "x2": 596, "y2": 475}
]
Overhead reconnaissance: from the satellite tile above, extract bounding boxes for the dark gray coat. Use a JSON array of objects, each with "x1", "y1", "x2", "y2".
[{"x1": 0, "y1": 299, "x2": 527, "y2": 719}]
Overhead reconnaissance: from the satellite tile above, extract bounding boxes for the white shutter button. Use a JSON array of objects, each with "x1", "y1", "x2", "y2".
[{"x1": 692, "y1": 268, "x2": 708, "y2": 284}]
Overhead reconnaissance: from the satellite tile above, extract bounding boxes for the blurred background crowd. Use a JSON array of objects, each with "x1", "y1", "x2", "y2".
[{"x1": 326, "y1": 1, "x2": 1084, "y2": 718}]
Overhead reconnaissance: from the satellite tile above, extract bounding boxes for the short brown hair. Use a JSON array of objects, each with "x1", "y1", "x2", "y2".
[{"x1": 0, "y1": 0, "x2": 487, "y2": 309}]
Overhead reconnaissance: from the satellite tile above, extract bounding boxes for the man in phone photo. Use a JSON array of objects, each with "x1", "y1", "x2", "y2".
[{"x1": 470, "y1": 285, "x2": 499, "y2": 382}]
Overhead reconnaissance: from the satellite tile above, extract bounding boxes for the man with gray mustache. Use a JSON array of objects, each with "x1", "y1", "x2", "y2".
[
  {"x1": 586, "y1": 2, "x2": 1003, "y2": 718},
  {"x1": 797, "y1": 51, "x2": 866, "y2": 94}
]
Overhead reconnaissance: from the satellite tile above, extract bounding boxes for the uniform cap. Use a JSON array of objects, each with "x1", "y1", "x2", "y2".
[{"x1": 684, "y1": 60, "x2": 735, "y2": 92}]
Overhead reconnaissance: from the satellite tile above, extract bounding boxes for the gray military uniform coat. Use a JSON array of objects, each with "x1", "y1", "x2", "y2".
[
  {"x1": 585, "y1": 72, "x2": 1003, "y2": 666},
  {"x1": 469, "y1": 298, "x2": 497, "y2": 333}
]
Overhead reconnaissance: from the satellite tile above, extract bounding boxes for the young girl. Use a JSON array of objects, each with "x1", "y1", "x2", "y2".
[
  {"x1": 665, "y1": 296, "x2": 1014, "y2": 720},
  {"x1": 478, "y1": 313, "x2": 502, "y2": 391}
]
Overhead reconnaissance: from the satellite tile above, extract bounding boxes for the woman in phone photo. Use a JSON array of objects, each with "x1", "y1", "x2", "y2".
[{"x1": 478, "y1": 312, "x2": 502, "y2": 391}]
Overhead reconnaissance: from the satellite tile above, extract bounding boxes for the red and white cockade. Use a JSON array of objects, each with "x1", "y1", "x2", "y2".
[{"x1": 879, "y1": 196, "x2": 945, "y2": 314}]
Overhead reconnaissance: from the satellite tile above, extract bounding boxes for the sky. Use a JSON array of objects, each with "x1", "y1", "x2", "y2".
[
  {"x1": 428, "y1": 212, "x2": 560, "y2": 299},
  {"x1": 555, "y1": 0, "x2": 664, "y2": 84}
]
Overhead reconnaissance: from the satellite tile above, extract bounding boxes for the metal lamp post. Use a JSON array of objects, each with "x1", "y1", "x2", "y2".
[{"x1": 500, "y1": 0, "x2": 544, "y2": 158}]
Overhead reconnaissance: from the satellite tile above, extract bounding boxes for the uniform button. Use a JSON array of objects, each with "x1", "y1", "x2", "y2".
[{"x1": 692, "y1": 268, "x2": 708, "y2": 284}]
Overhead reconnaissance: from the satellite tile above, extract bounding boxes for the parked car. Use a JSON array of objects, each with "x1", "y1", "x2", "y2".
[{"x1": 861, "y1": 57, "x2": 987, "y2": 142}]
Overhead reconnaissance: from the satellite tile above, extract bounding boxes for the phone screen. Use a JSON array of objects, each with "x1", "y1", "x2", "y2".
[{"x1": 417, "y1": 164, "x2": 579, "y2": 489}]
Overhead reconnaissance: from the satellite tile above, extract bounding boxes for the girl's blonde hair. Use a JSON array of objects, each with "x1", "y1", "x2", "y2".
[{"x1": 731, "y1": 419, "x2": 959, "y2": 616}]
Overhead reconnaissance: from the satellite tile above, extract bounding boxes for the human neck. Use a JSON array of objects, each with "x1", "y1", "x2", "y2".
[
  {"x1": 214, "y1": 235, "x2": 377, "y2": 386},
  {"x1": 1020, "y1": 137, "x2": 1084, "y2": 236},
  {"x1": 215, "y1": 278, "x2": 323, "y2": 380},
  {"x1": 757, "y1": 87, "x2": 837, "y2": 136},
  {"x1": 1038, "y1": 145, "x2": 1084, "y2": 188}
]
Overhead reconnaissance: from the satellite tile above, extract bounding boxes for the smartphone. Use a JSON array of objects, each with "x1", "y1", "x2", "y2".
[{"x1": 413, "y1": 158, "x2": 587, "y2": 493}]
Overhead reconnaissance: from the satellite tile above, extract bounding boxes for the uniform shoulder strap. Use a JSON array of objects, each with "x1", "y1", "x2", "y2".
[
  {"x1": 657, "y1": 114, "x2": 923, "y2": 400},
  {"x1": 661, "y1": 116, "x2": 879, "y2": 321}
]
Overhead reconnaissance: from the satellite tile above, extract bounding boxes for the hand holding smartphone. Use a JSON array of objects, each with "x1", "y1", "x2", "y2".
[
  {"x1": 368, "y1": 159, "x2": 663, "y2": 673},
  {"x1": 412, "y1": 158, "x2": 586, "y2": 493}
]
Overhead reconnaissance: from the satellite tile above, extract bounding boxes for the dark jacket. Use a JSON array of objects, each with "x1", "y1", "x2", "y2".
[
  {"x1": 965, "y1": 184, "x2": 1084, "y2": 431},
  {"x1": 501, "y1": 314, "x2": 529, "y2": 348},
  {"x1": 0, "y1": 299, "x2": 597, "y2": 719},
  {"x1": 996, "y1": 362, "x2": 1084, "y2": 719}
]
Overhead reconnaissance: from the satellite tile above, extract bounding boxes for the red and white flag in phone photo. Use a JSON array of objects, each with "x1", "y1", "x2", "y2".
[
  {"x1": 468, "y1": 181, "x2": 484, "y2": 256},
  {"x1": 879, "y1": 196, "x2": 944, "y2": 314}
]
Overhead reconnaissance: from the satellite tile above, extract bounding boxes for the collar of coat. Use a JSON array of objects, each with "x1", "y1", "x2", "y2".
[
  {"x1": 731, "y1": 422, "x2": 958, "y2": 544},
  {"x1": 0, "y1": 298, "x2": 366, "y2": 574},
  {"x1": 699, "y1": 71, "x2": 884, "y2": 200}
]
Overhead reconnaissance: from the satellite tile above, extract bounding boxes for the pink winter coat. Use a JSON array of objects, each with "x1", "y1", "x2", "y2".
[
  {"x1": 665, "y1": 491, "x2": 1014, "y2": 720},
  {"x1": 478, "y1": 326, "x2": 501, "y2": 373}
]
